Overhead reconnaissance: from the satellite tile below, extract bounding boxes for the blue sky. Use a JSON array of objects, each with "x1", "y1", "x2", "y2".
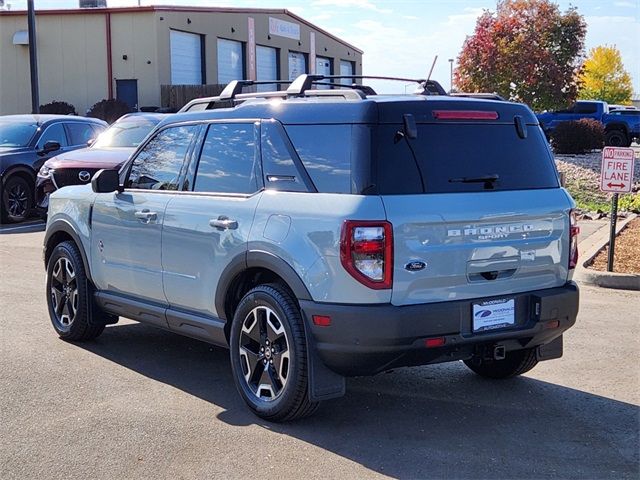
[{"x1": 6, "y1": 0, "x2": 640, "y2": 94}]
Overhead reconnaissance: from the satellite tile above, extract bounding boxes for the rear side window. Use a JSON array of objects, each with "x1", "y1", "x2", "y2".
[
  {"x1": 66, "y1": 122, "x2": 96, "y2": 146},
  {"x1": 574, "y1": 103, "x2": 598, "y2": 114},
  {"x1": 376, "y1": 124, "x2": 558, "y2": 194},
  {"x1": 285, "y1": 125, "x2": 351, "y2": 193},
  {"x1": 194, "y1": 123, "x2": 261, "y2": 194},
  {"x1": 261, "y1": 121, "x2": 310, "y2": 192}
]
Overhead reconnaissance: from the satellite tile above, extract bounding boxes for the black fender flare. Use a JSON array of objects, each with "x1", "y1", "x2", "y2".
[
  {"x1": 43, "y1": 219, "x2": 93, "y2": 283},
  {"x1": 2, "y1": 164, "x2": 36, "y2": 183},
  {"x1": 214, "y1": 250, "x2": 313, "y2": 321}
]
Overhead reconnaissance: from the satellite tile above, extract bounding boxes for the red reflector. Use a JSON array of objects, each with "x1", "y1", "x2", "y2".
[
  {"x1": 312, "y1": 315, "x2": 332, "y2": 327},
  {"x1": 432, "y1": 110, "x2": 499, "y2": 120},
  {"x1": 352, "y1": 239, "x2": 384, "y2": 254},
  {"x1": 425, "y1": 337, "x2": 446, "y2": 348},
  {"x1": 545, "y1": 320, "x2": 560, "y2": 329}
]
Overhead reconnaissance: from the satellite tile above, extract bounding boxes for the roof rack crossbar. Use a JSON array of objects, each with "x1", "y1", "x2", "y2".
[
  {"x1": 219, "y1": 79, "x2": 292, "y2": 101},
  {"x1": 286, "y1": 74, "x2": 446, "y2": 96}
]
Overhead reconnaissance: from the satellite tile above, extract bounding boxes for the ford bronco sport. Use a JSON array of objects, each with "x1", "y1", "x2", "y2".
[{"x1": 43, "y1": 75, "x2": 580, "y2": 421}]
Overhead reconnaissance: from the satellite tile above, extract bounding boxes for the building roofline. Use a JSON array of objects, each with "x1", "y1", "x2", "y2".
[{"x1": 0, "y1": 5, "x2": 363, "y2": 54}]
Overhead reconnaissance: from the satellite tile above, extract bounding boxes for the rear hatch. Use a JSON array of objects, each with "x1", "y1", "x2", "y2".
[{"x1": 374, "y1": 99, "x2": 573, "y2": 306}]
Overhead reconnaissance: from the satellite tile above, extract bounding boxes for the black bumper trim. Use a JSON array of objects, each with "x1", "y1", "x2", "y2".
[{"x1": 300, "y1": 282, "x2": 579, "y2": 376}]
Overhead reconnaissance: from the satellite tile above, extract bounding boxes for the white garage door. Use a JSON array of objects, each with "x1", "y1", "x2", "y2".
[
  {"x1": 340, "y1": 60, "x2": 354, "y2": 85},
  {"x1": 288, "y1": 51, "x2": 306, "y2": 81},
  {"x1": 256, "y1": 45, "x2": 277, "y2": 92},
  {"x1": 316, "y1": 56, "x2": 332, "y2": 89},
  {"x1": 170, "y1": 30, "x2": 202, "y2": 85},
  {"x1": 218, "y1": 38, "x2": 244, "y2": 85}
]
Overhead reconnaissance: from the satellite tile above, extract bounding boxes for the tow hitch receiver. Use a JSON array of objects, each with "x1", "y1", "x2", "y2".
[{"x1": 493, "y1": 345, "x2": 506, "y2": 360}]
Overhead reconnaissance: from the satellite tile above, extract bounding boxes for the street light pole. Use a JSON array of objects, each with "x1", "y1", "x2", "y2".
[
  {"x1": 27, "y1": 0, "x2": 39, "y2": 113},
  {"x1": 448, "y1": 58, "x2": 454, "y2": 93}
]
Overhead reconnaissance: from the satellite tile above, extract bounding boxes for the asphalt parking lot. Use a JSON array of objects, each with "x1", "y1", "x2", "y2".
[{"x1": 0, "y1": 228, "x2": 638, "y2": 479}]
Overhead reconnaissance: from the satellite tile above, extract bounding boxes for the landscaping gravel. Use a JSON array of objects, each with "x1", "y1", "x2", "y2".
[{"x1": 554, "y1": 148, "x2": 640, "y2": 213}]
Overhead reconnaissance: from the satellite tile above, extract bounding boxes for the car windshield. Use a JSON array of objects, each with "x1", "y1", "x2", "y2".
[
  {"x1": 0, "y1": 121, "x2": 38, "y2": 147},
  {"x1": 92, "y1": 117, "x2": 160, "y2": 148}
]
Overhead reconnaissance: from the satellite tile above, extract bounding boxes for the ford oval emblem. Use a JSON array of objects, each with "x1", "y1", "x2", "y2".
[
  {"x1": 405, "y1": 260, "x2": 427, "y2": 272},
  {"x1": 78, "y1": 171, "x2": 91, "y2": 182}
]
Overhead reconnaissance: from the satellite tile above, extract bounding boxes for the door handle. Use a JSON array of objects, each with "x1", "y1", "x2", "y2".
[
  {"x1": 135, "y1": 209, "x2": 157, "y2": 223},
  {"x1": 209, "y1": 216, "x2": 238, "y2": 230}
]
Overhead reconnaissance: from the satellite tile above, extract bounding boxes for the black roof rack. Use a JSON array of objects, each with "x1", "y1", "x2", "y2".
[
  {"x1": 178, "y1": 74, "x2": 447, "y2": 112},
  {"x1": 286, "y1": 75, "x2": 447, "y2": 96}
]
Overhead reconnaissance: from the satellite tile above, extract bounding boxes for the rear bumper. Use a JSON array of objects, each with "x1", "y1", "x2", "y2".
[{"x1": 300, "y1": 282, "x2": 579, "y2": 376}]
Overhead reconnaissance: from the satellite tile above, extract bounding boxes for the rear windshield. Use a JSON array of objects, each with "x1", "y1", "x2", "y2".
[
  {"x1": 375, "y1": 124, "x2": 559, "y2": 194},
  {"x1": 0, "y1": 121, "x2": 38, "y2": 147},
  {"x1": 93, "y1": 117, "x2": 160, "y2": 148}
]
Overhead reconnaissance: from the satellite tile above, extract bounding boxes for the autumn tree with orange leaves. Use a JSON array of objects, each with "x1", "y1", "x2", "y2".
[{"x1": 454, "y1": 0, "x2": 586, "y2": 111}]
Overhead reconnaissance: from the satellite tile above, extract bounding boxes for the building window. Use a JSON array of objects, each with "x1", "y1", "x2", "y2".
[{"x1": 217, "y1": 38, "x2": 245, "y2": 85}]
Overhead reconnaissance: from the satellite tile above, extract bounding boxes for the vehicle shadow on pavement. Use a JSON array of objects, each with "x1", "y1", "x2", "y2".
[{"x1": 81, "y1": 322, "x2": 639, "y2": 479}]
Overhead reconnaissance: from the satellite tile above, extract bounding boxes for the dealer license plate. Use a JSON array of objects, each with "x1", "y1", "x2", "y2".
[{"x1": 472, "y1": 298, "x2": 515, "y2": 332}]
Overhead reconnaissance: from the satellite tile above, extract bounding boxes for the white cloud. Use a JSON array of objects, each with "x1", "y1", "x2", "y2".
[
  {"x1": 613, "y1": 1, "x2": 636, "y2": 8},
  {"x1": 311, "y1": 0, "x2": 392, "y2": 14}
]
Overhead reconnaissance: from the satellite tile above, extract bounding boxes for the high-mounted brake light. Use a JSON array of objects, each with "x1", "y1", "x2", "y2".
[
  {"x1": 432, "y1": 110, "x2": 499, "y2": 120},
  {"x1": 340, "y1": 221, "x2": 393, "y2": 290},
  {"x1": 569, "y1": 209, "x2": 580, "y2": 269}
]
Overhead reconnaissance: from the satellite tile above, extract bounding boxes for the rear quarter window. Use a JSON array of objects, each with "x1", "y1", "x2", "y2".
[
  {"x1": 376, "y1": 123, "x2": 559, "y2": 194},
  {"x1": 284, "y1": 125, "x2": 352, "y2": 193}
]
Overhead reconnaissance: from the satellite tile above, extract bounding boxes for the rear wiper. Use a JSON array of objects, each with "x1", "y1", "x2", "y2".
[{"x1": 449, "y1": 174, "x2": 499, "y2": 189}]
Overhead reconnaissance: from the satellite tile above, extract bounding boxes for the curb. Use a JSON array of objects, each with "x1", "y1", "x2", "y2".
[{"x1": 574, "y1": 214, "x2": 640, "y2": 291}]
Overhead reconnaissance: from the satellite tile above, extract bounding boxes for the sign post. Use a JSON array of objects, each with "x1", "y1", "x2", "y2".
[{"x1": 599, "y1": 146, "x2": 635, "y2": 272}]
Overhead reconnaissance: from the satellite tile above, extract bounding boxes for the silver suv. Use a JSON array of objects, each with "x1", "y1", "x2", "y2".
[{"x1": 43, "y1": 75, "x2": 580, "y2": 421}]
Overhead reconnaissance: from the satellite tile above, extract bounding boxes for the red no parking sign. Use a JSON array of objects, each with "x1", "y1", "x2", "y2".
[{"x1": 600, "y1": 147, "x2": 635, "y2": 193}]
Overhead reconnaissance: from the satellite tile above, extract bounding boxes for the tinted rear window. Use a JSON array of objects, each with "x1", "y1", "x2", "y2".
[
  {"x1": 376, "y1": 124, "x2": 558, "y2": 194},
  {"x1": 285, "y1": 125, "x2": 352, "y2": 193}
]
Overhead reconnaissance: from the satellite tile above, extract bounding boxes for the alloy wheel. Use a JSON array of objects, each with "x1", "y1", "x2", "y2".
[
  {"x1": 238, "y1": 306, "x2": 290, "y2": 401},
  {"x1": 7, "y1": 183, "x2": 28, "y2": 217},
  {"x1": 50, "y1": 257, "x2": 79, "y2": 328}
]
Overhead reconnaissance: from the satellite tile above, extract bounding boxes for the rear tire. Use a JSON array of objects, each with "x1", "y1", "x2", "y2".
[
  {"x1": 464, "y1": 348, "x2": 538, "y2": 379},
  {"x1": 229, "y1": 283, "x2": 318, "y2": 422},
  {"x1": 2, "y1": 175, "x2": 33, "y2": 223},
  {"x1": 605, "y1": 129, "x2": 630, "y2": 147},
  {"x1": 46, "y1": 241, "x2": 107, "y2": 341}
]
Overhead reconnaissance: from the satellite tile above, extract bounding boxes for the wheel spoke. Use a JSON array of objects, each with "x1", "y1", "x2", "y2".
[
  {"x1": 271, "y1": 349, "x2": 290, "y2": 384},
  {"x1": 51, "y1": 287, "x2": 63, "y2": 313},
  {"x1": 265, "y1": 309, "x2": 285, "y2": 343},
  {"x1": 239, "y1": 346, "x2": 261, "y2": 384},
  {"x1": 258, "y1": 364, "x2": 281, "y2": 398}
]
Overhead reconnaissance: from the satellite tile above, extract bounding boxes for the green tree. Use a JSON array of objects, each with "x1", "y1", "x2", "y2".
[
  {"x1": 454, "y1": 0, "x2": 587, "y2": 111},
  {"x1": 578, "y1": 45, "x2": 633, "y2": 105}
]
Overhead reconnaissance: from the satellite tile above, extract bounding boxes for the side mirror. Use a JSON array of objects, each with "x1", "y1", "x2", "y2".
[
  {"x1": 91, "y1": 169, "x2": 123, "y2": 193},
  {"x1": 39, "y1": 140, "x2": 61, "y2": 155},
  {"x1": 86, "y1": 138, "x2": 95, "y2": 147},
  {"x1": 403, "y1": 114, "x2": 418, "y2": 140}
]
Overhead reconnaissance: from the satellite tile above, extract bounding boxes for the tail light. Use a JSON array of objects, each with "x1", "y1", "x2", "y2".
[
  {"x1": 340, "y1": 221, "x2": 393, "y2": 289},
  {"x1": 569, "y1": 209, "x2": 580, "y2": 269}
]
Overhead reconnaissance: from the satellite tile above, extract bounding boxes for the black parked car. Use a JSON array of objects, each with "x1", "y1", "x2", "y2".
[
  {"x1": 0, "y1": 115, "x2": 107, "y2": 223},
  {"x1": 35, "y1": 113, "x2": 166, "y2": 215}
]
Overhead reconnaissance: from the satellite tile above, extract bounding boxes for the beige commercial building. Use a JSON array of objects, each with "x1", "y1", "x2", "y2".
[{"x1": 0, "y1": 5, "x2": 363, "y2": 115}]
